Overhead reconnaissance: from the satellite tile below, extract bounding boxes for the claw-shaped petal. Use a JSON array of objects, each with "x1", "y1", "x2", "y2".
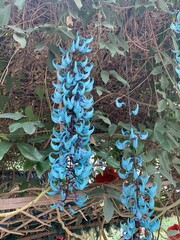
[
  {"x1": 131, "y1": 103, "x2": 139, "y2": 115},
  {"x1": 116, "y1": 140, "x2": 131, "y2": 150},
  {"x1": 116, "y1": 98, "x2": 126, "y2": 108}
]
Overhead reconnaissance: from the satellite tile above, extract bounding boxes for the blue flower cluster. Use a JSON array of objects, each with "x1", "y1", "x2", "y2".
[
  {"x1": 115, "y1": 99, "x2": 160, "y2": 240},
  {"x1": 48, "y1": 33, "x2": 94, "y2": 213},
  {"x1": 170, "y1": 11, "x2": 180, "y2": 90}
]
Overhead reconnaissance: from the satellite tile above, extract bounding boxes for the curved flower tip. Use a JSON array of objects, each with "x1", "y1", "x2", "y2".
[
  {"x1": 116, "y1": 139, "x2": 130, "y2": 150},
  {"x1": 74, "y1": 194, "x2": 88, "y2": 207},
  {"x1": 131, "y1": 103, "x2": 139, "y2": 116},
  {"x1": 68, "y1": 205, "x2": 77, "y2": 215},
  {"x1": 118, "y1": 170, "x2": 130, "y2": 179},
  {"x1": 177, "y1": 11, "x2": 180, "y2": 21},
  {"x1": 59, "y1": 46, "x2": 66, "y2": 54},
  {"x1": 178, "y1": 81, "x2": 180, "y2": 91},
  {"x1": 121, "y1": 128, "x2": 129, "y2": 136},
  {"x1": 175, "y1": 67, "x2": 180, "y2": 78},
  {"x1": 116, "y1": 98, "x2": 126, "y2": 108},
  {"x1": 139, "y1": 130, "x2": 148, "y2": 140},
  {"x1": 122, "y1": 157, "x2": 133, "y2": 171},
  {"x1": 148, "y1": 182, "x2": 157, "y2": 198},
  {"x1": 149, "y1": 218, "x2": 160, "y2": 232},
  {"x1": 85, "y1": 36, "x2": 93, "y2": 44}
]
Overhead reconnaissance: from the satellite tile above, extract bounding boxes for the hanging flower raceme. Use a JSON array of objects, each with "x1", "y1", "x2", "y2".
[
  {"x1": 170, "y1": 11, "x2": 180, "y2": 90},
  {"x1": 115, "y1": 100, "x2": 160, "y2": 240},
  {"x1": 48, "y1": 33, "x2": 94, "y2": 212}
]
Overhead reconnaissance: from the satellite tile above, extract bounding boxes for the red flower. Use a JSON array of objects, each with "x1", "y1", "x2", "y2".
[
  {"x1": 167, "y1": 224, "x2": 180, "y2": 240},
  {"x1": 94, "y1": 167, "x2": 119, "y2": 183},
  {"x1": 56, "y1": 236, "x2": 64, "y2": 240}
]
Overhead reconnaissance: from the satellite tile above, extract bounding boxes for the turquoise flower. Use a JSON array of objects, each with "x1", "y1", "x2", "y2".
[
  {"x1": 115, "y1": 101, "x2": 159, "y2": 239},
  {"x1": 48, "y1": 33, "x2": 94, "y2": 211}
]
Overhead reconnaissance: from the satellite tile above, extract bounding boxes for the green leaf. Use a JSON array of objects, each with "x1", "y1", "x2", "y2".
[
  {"x1": 160, "y1": 168, "x2": 175, "y2": 186},
  {"x1": 98, "y1": 39, "x2": 106, "y2": 49},
  {"x1": 102, "y1": 21, "x2": 114, "y2": 29},
  {"x1": 159, "y1": 0, "x2": 169, "y2": 12},
  {"x1": 106, "y1": 156, "x2": 120, "y2": 168},
  {"x1": 107, "y1": 43, "x2": 125, "y2": 57},
  {"x1": 117, "y1": 37, "x2": 129, "y2": 52},
  {"x1": 154, "y1": 119, "x2": 166, "y2": 131},
  {"x1": 25, "y1": 106, "x2": 37, "y2": 121},
  {"x1": 162, "y1": 138, "x2": 174, "y2": 152},
  {"x1": 0, "y1": 112, "x2": 25, "y2": 120},
  {"x1": 103, "y1": 0, "x2": 116, "y2": 3},
  {"x1": 48, "y1": 43, "x2": 61, "y2": 57},
  {"x1": 35, "y1": 160, "x2": 50, "y2": 177},
  {"x1": 175, "y1": 109, "x2": 180, "y2": 120},
  {"x1": 143, "y1": 150, "x2": 156, "y2": 163},
  {"x1": 103, "y1": 198, "x2": 114, "y2": 223},
  {"x1": 154, "y1": 173, "x2": 162, "y2": 196},
  {"x1": 118, "y1": 121, "x2": 131, "y2": 130},
  {"x1": 17, "y1": 142, "x2": 44, "y2": 162},
  {"x1": 58, "y1": 26, "x2": 74, "y2": 39},
  {"x1": 35, "y1": 85, "x2": 44, "y2": 100},
  {"x1": 35, "y1": 43, "x2": 46, "y2": 51},
  {"x1": 98, "y1": 115, "x2": 111, "y2": 125},
  {"x1": 0, "y1": 4, "x2": 11, "y2": 26},
  {"x1": 109, "y1": 70, "x2": 129, "y2": 86},
  {"x1": 22, "y1": 122, "x2": 36, "y2": 135},
  {"x1": 151, "y1": 66, "x2": 163, "y2": 75},
  {"x1": 47, "y1": 50, "x2": 55, "y2": 73},
  {"x1": 108, "y1": 124, "x2": 117, "y2": 136},
  {"x1": 172, "y1": 156, "x2": 180, "y2": 165},
  {"x1": 0, "y1": 1, "x2": 4, "y2": 8},
  {"x1": 28, "y1": 135, "x2": 49, "y2": 143},
  {"x1": 14, "y1": 0, "x2": 25, "y2": 10},
  {"x1": 156, "y1": 89, "x2": 166, "y2": 99},
  {"x1": 73, "y1": 0, "x2": 82, "y2": 9},
  {"x1": 23, "y1": 160, "x2": 35, "y2": 170},
  {"x1": 174, "y1": 165, "x2": 180, "y2": 175},
  {"x1": 160, "y1": 74, "x2": 169, "y2": 90},
  {"x1": 158, "y1": 151, "x2": 170, "y2": 173},
  {"x1": 146, "y1": 164, "x2": 155, "y2": 176},
  {"x1": 135, "y1": 141, "x2": 144, "y2": 155},
  {"x1": 166, "y1": 121, "x2": 180, "y2": 138},
  {"x1": 101, "y1": 70, "x2": 109, "y2": 84},
  {"x1": 0, "y1": 133, "x2": 8, "y2": 140},
  {"x1": 9, "y1": 122, "x2": 36, "y2": 135},
  {"x1": 154, "y1": 53, "x2": 161, "y2": 64},
  {"x1": 89, "y1": 187, "x2": 105, "y2": 197},
  {"x1": 0, "y1": 142, "x2": 12, "y2": 160},
  {"x1": 154, "y1": 130, "x2": 164, "y2": 143},
  {"x1": 166, "y1": 132, "x2": 179, "y2": 148},
  {"x1": 13, "y1": 33, "x2": 27, "y2": 48},
  {"x1": 106, "y1": 188, "x2": 121, "y2": 201},
  {"x1": 8, "y1": 25, "x2": 25, "y2": 33},
  {"x1": 95, "y1": 150, "x2": 108, "y2": 159},
  {"x1": 157, "y1": 99, "x2": 167, "y2": 112}
]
